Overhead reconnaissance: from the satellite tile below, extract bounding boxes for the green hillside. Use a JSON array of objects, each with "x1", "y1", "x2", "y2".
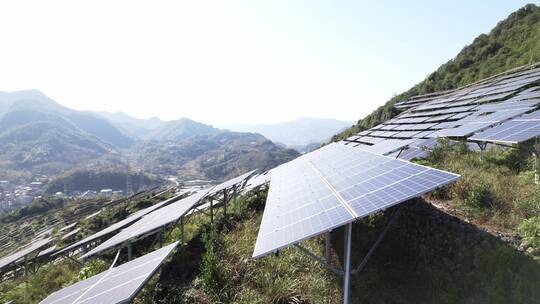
[{"x1": 334, "y1": 3, "x2": 540, "y2": 141}]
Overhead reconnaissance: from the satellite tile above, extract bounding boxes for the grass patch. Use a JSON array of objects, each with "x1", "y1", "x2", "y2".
[{"x1": 420, "y1": 139, "x2": 538, "y2": 229}]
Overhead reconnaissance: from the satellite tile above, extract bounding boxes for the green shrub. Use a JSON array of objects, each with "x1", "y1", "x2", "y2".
[
  {"x1": 463, "y1": 182, "x2": 495, "y2": 211},
  {"x1": 515, "y1": 187, "x2": 540, "y2": 219},
  {"x1": 199, "y1": 225, "x2": 224, "y2": 295},
  {"x1": 518, "y1": 217, "x2": 540, "y2": 249},
  {"x1": 77, "y1": 259, "x2": 108, "y2": 281}
]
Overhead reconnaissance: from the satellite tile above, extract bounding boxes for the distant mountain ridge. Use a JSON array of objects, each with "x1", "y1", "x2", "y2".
[
  {"x1": 224, "y1": 117, "x2": 352, "y2": 148},
  {"x1": 0, "y1": 90, "x2": 299, "y2": 180},
  {"x1": 0, "y1": 90, "x2": 136, "y2": 148}
]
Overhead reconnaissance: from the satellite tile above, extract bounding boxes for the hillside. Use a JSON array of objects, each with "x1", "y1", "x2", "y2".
[
  {"x1": 0, "y1": 119, "x2": 113, "y2": 174},
  {"x1": 131, "y1": 132, "x2": 300, "y2": 180},
  {"x1": 96, "y1": 111, "x2": 166, "y2": 139},
  {"x1": 148, "y1": 118, "x2": 222, "y2": 142},
  {"x1": 44, "y1": 169, "x2": 160, "y2": 194},
  {"x1": 334, "y1": 3, "x2": 540, "y2": 141}
]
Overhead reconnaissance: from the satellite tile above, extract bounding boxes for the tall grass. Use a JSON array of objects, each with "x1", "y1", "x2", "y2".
[{"x1": 420, "y1": 139, "x2": 538, "y2": 229}]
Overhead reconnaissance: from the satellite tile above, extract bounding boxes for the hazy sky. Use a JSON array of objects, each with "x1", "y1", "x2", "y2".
[{"x1": 0, "y1": 1, "x2": 534, "y2": 125}]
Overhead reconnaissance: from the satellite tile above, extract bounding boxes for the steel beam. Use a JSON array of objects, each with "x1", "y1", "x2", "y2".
[{"x1": 343, "y1": 223, "x2": 352, "y2": 304}]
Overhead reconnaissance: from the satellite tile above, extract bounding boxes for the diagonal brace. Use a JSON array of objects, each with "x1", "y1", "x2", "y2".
[
  {"x1": 295, "y1": 244, "x2": 344, "y2": 276},
  {"x1": 351, "y1": 207, "x2": 402, "y2": 275}
]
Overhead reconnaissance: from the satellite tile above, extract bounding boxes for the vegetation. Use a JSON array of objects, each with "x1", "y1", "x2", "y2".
[
  {"x1": 44, "y1": 169, "x2": 158, "y2": 194},
  {"x1": 333, "y1": 4, "x2": 540, "y2": 141},
  {"x1": 417, "y1": 139, "x2": 538, "y2": 229}
]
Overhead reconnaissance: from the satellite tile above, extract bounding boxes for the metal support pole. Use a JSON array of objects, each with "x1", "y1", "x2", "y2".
[
  {"x1": 294, "y1": 244, "x2": 343, "y2": 276},
  {"x1": 477, "y1": 142, "x2": 486, "y2": 161},
  {"x1": 180, "y1": 217, "x2": 185, "y2": 244},
  {"x1": 535, "y1": 137, "x2": 539, "y2": 184},
  {"x1": 24, "y1": 255, "x2": 28, "y2": 277},
  {"x1": 127, "y1": 243, "x2": 133, "y2": 261},
  {"x1": 343, "y1": 223, "x2": 352, "y2": 304},
  {"x1": 325, "y1": 231, "x2": 331, "y2": 265},
  {"x1": 210, "y1": 199, "x2": 214, "y2": 224},
  {"x1": 352, "y1": 207, "x2": 402, "y2": 274},
  {"x1": 223, "y1": 189, "x2": 228, "y2": 219}
]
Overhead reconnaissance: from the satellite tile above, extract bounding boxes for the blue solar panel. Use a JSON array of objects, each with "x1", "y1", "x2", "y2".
[
  {"x1": 41, "y1": 242, "x2": 178, "y2": 304},
  {"x1": 469, "y1": 120, "x2": 540, "y2": 144},
  {"x1": 252, "y1": 143, "x2": 459, "y2": 258}
]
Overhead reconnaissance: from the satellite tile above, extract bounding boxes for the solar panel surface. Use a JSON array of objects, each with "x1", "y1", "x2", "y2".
[
  {"x1": 81, "y1": 189, "x2": 211, "y2": 259},
  {"x1": 55, "y1": 193, "x2": 184, "y2": 256},
  {"x1": 208, "y1": 170, "x2": 257, "y2": 195},
  {"x1": 252, "y1": 143, "x2": 459, "y2": 258},
  {"x1": 40, "y1": 242, "x2": 178, "y2": 304},
  {"x1": 0, "y1": 238, "x2": 52, "y2": 271}
]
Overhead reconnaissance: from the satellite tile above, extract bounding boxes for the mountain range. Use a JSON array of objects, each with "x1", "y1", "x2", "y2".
[
  {"x1": 223, "y1": 118, "x2": 351, "y2": 149},
  {"x1": 0, "y1": 90, "x2": 299, "y2": 181}
]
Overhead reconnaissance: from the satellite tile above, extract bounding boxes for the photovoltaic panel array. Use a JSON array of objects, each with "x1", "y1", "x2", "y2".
[
  {"x1": 208, "y1": 170, "x2": 257, "y2": 196},
  {"x1": 55, "y1": 192, "x2": 185, "y2": 256},
  {"x1": 40, "y1": 242, "x2": 178, "y2": 304},
  {"x1": 469, "y1": 109, "x2": 540, "y2": 144},
  {"x1": 243, "y1": 171, "x2": 272, "y2": 194},
  {"x1": 252, "y1": 143, "x2": 459, "y2": 258},
  {"x1": 0, "y1": 238, "x2": 52, "y2": 272},
  {"x1": 81, "y1": 189, "x2": 211, "y2": 259},
  {"x1": 343, "y1": 64, "x2": 540, "y2": 155}
]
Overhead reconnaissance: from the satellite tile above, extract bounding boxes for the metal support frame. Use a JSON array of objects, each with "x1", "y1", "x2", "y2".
[
  {"x1": 535, "y1": 136, "x2": 540, "y2": 184},
  {"x1": 293, "y1": 206, "x2": 403, "y2": 304},
  {"x1": 127, "y1": 243, "x2": 133, "y2": 261},
  {"x1": 180, "y1": 217, "x2": 185, "y2": 244},
  {"x1": 477, "y1": 142, "x2": 487, "y2": 161},
  {"x1": 352, "y1": 207, "x2": 402, "y2": 274},
  {"x1": 210, "y1": 199, "x2": 214, "y2": 224},
  {"x1": 24, "y1": 255, "x2": 28, "y2": 277},
  {"x1": 294, "y1": 244, "x2": 343, "y2": 276},
  {"x1": 395, "y1": 147, "x2": 406, "y2": 159},
  {"x1": 343, "y1": 223, "x2": 352, "y2": 304},
  {"x1": 223, "y1": 189, "x2": 228, "y2": 220}
]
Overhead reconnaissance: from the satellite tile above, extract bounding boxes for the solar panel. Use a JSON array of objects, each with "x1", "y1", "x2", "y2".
[
  {"x1": 429, "y1": 122, "x2": 494, "y2": 138},
  {"x1": 243, "y1": 172, "x2": 272, "y2": 193},
  {"x1": 0, "y1": 238, "x2": 52, "y2": 272},
  {"x1": 469, "y1": 111, "x2": 540, "y2": 144},
  {"x1": 355, "y1": 136, "x2": 385, "y2": 145},
  {"x1": 55, "y1": 193, "x2": 184, "y2": 256},
  {"x1": 208, "y1": 170, "x2": 257, "y2": 195},
  {"x1": 59, "y1": 222, "x2": 78, "y2": 233},
  {"x1": 461, "y1": 108, "x2": 532, "y2": 123},
  {"x1": 81, "y1": 189, "x2": 211, "y2": 259},
  {"x1": 61, "y1": 228, "x2": 81, "y2": 240},
  {"x1": 40, "y1": 242, "x2": 178, "y2": 304},
  {"x1": 252, "y1": 143, "x2": 459, "y2": 258},
  {"x1": 359, "y1": 139, "x2": 416, "y2": 155},
  {"x1": 37, "y1": 245, "x2": 57, "y2": 258}
]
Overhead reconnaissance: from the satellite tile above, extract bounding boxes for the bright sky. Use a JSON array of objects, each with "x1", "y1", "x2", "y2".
[{"x1": 0, "y1": 1, "x2": 534, "y2": 125}]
